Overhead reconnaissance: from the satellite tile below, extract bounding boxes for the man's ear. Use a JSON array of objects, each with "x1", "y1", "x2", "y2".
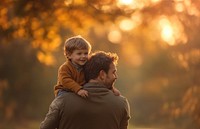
[{"x1": 99, "y1": 70, "x2": 106, "y2": 80}]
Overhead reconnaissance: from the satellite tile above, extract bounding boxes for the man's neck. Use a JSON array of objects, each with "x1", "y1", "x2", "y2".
[
  {"x1": 89, "y1": 79, "x2": 99, "y2": 83},
  {"x1": 89, "y1": 78, "x2": 103, "y2": 84}
]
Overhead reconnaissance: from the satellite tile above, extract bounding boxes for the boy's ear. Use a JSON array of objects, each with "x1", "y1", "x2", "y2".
[
  {"x1": 99, "y1": 70, "x2": 106, "y2": 80},
  {"x1": 67, "y1": 52, "x2": 72, "y2": 59},
  {"x1": 67, "y1": 55, "x2": 71, "y2": 59}
]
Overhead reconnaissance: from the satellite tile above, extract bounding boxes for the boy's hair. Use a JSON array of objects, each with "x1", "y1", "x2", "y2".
[
  {"x1": 84, "y1": 51, "x2": 118, "y2": 82},
  {"x1": 64, "y1": 35, "x2": 92, "y2": 57}
]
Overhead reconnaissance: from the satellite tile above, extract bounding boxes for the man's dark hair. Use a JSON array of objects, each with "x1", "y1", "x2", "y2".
[{"x1": 84, "y1": 51, "x2": 118, "y2": 82}]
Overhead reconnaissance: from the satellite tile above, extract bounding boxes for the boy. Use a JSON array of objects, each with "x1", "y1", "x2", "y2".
[{"x1": 54, "y1": 35, "x2": 120, "y2": 98}]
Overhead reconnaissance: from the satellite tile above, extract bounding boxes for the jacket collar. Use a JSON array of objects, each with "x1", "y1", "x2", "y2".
[
  {"x1": 84, "y1": 82, "x2": 106, "y2": 88},
  {"x1": 83, "y1": 82, "x2": 111, "y2": 96},
  {"x1": 67, "y1": 60, "x2": 83, "y2": 72},
  {"x1": 84, "y1": 82, "x2": 110, "y2": 90}
]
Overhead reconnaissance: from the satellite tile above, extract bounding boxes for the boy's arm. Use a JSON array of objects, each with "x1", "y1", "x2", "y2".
[{"x1": 56, "y1": 64, "x2": 82, "y2": 93}]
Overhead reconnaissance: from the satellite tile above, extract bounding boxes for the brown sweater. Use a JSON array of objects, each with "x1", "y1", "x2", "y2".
[{"x1": 54, "y1": 61, "x2": 85, "y2": 96}]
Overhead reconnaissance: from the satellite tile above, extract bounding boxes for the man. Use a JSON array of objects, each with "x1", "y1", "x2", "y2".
[{"x1": 40, "y1": 51, "x2": 131, "y2": 129}]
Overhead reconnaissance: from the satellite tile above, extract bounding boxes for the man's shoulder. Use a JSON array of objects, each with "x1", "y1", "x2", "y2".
[
  {"x1": 57, "y1": 92, "x2": 81, "y2": 101},
  {"x1": 119, "y1": 95, "x2": 129, "y2": 103},
  {"x1": 118, "y1": 94, "x2": 127, "y2": 100},
  {"x1": 111, "y1": 94, "x2": 129, "y2": 106},
  {"x1": 57, "y1": 91, "x2": 75, "y2": 98}
]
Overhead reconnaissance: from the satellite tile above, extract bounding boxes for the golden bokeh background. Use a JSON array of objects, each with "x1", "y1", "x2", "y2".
[{"x1": 0, "y1": 0, "x2": 200, "y2": 129}]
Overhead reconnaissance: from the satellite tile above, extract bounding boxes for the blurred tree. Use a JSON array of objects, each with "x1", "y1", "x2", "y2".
[{"x1": 0, "y1": 0, "x2": 200, "y2": 128}]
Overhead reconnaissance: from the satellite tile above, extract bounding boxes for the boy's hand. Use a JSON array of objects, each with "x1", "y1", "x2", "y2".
[
  {"x1": 77, "y1": 89, "x2": 88, "y2": 98},
  {"x1": 112, "y1": 87, "x2": 121, "y2": 96}
]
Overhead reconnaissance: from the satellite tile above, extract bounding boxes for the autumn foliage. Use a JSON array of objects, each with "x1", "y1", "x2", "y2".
[{"x1": 0, "y1": 0, "x2": 200, "y2": 129}]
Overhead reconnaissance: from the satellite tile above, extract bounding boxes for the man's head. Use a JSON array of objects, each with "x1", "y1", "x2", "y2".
[
  {"x1": 64, "y1": 35, "x2": 92, "y2": 66},
  {"x1": 84, "y1": 51, "x2": 119, "y2": 89}
]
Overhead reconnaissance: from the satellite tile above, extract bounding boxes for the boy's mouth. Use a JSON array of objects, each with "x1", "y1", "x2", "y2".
[{"x1": 80, "y1": 59, "x2": 87, "y2": 62}]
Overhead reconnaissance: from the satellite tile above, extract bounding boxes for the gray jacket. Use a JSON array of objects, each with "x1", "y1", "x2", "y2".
[{"x1": 40, "y1": 82, "x2": 131, "y2": 129}]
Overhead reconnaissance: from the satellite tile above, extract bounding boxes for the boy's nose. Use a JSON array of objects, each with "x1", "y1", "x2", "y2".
[{"x1": 82, "y1": 54, "x2": 87, "y2": 58}]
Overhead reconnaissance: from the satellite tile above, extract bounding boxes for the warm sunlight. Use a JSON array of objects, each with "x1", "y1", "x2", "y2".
[
  {"x1": 13, "y1": 28, "x2": 26, "y2": 38},
  {"x1": 188, "y1": 4, "x2": 199, "y2": 16},
  {"x1": 117, "y1": 13, "x2": 142, "y2": 32},
  {"x1": 158, "y1": 16, "x2": 188, "y2": 45},
  {"x1": 37, "y1": 51, "x2": 55, "y2": 66},
  {"x1": 0, "y1": 8, "x2": 9, "y2": 30},
  {"x1": 116, "y1": 0, "x2": 140, "y2": 11},
  {"x1": 122, "y1": 43, "x2": 142, "y2": 66},
  {"x1": 131, "y1": 12, "x2": 142, "y2": 26},
  {"x1": 177, "y1": 53, "x2": 188, "y2": 69},
  {"x1": 117, "y1": 0, "x2": 134, "y2": 5},
  {"x1": 158, "y1": 16, "x2": 188, "y2": 46},
  {"x1": 108, "y1": 29, "x2": 122, "y2": 44},
  {"x1": 182, "y1": 0, "x2": 200, "y2": 16},
  {"x1": 64, "y1": 0, "x2": 73, "y2": 6},
  {"x1": 162, "y1": 24, "x2": 175, "y2": 45},
  {"x1": 151, "y1": 0, "x2": 161, "y2": 3},
  {"x1": 119, "y1": 18, "x2": 135, "y2": 31},
  {"x1": 159, "y1": 18, "x2": 175, "y2": 45},
  {"x1": 72, "y1": 0, "x2": 86, "y2": 5},
  {"x1": 2, "y1": 0, "x2": 200, "y2": 129},
  {"x1": 175, "y1": 3, "x2": 184, "y2": 12}
]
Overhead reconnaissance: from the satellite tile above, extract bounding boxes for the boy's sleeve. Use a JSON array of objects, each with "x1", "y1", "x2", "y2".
[{"x1": 57, "y1": 64, "x2": 82, "y2": 93}]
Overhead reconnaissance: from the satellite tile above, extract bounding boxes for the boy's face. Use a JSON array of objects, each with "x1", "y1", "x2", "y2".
[{"x1": 68, "y1": 49, "x2": 89, "y2": 66}]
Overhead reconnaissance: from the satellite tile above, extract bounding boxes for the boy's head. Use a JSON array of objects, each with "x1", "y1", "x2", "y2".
[
  {"x1": 64, "y1": 35, "x2": 91, "y2": 56},
  {"x1": 64, "y1": 35, "x2": 92, "y2": 66}
]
